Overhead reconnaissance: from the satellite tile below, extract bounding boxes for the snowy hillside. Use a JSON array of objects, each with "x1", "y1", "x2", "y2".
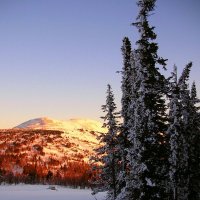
[
  {"x1": 13, "y1": 117, "x2": 106, "y2": 161},
  {"x1": 0, "y1": 118, "x2": 106, "y2": 186}
]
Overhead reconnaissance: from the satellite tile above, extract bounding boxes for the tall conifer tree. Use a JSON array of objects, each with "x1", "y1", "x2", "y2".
[
  {"x1": 168, "y1": 65, "x2": 183, "y2": 199},
  {"x1": 120, "y1": 0, "x2": 168, "y2": 199},
  {"x1": 176, "y1": 62, "x2": 192, "y2": 200},
  {"x1": 91, "y1": 84, "x2": 120, "y2": 200},
  {"x1": 178, "y1": 63, "x2": 200, "y2": 200},
  {"x1": 168, "y1": 62, "x2": 200, "y2": 200},
  {"x1": 188, "y1": 82, "x2": 200, "y2": 200},
  {"x1": 118, "y1": 37, "x2": 133, "y2": 194}
]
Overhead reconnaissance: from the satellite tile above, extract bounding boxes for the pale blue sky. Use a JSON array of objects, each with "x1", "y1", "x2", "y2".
[{"x1": 0, "y1": 0, "x2": 199, "y2": 128}]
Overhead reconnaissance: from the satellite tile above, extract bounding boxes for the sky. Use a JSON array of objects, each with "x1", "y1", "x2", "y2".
[{"x1": 0, "y1": 0, "x2": 199, "y2": 128}]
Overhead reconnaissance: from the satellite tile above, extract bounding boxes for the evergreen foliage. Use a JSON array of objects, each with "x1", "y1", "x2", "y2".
[
  {"x1": 122, "y1": 0, "x2": 168, "y2": 199},
  {"x1": 121, "y1": 37, "x2": 132, "y2": 126},
  {"x1": 188, "y1": 82, "x2": 200, "y2": 200},
  {"x1": 91, "y1": 84, "x2": 120, "y2": 200},
  {"x1": 168, "y1": 65, "x2": 182, "y2": 199},
  {"x1": 168, "y1": 63, "x2": 200, "y2": 200},
  {"x1": 176, "y1": 62, "x2": 192, "y2": 200},
  {"x1": 93, "y1": 1, "x2": 199, "y2": 199},
  {"x1": 117, "y1": 36, "x2": 133, "y2": 195}
]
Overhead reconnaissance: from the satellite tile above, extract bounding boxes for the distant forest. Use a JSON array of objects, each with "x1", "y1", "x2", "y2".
[{"x1": 0, "y1": 129, "x2": 92, "y2": 188}]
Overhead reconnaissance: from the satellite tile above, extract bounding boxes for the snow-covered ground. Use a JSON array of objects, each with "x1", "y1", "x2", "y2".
[{"x1": 0, "y1": 184, "x2": 106, "y2": 200}]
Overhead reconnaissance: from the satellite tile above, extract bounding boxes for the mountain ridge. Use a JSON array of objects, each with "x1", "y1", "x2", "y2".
[{"x1": 14, "y1": 117, "x2": 106, "y2": 133}]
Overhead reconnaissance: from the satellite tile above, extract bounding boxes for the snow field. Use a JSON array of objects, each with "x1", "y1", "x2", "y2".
[{"x1": 0, "y1": 184, "x2": 106, "y2": 200}]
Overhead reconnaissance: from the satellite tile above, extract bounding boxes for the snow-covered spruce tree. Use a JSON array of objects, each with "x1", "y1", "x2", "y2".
[
  {"x1": 117, "y1": 37, "x2": 133, "y2": 195},
  {"x1": 175, "y1": 62, "x2": 193, "y2": 200},
  {"x1": 118, "y1": 0, "x2": 169, "y2": 199},
  {"x1": 188, "y1": 82, "x2": 200, "y2": 200},
  {"x1": 91, "y1": 84, "x2": 120, "y2": 200},
  {"x1": 167, "y1": 65, "x2": 182, "y2": 199},
  {"x1": 168, "y1": 63, "x2": 200, "y2": 200}
]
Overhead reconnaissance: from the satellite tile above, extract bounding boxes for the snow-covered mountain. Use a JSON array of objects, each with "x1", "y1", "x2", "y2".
[
  {"x1": 0, "y1": 117, "x2": 106, "y2": 185},
  {"x1": 15, "y1": 117, "x2": 105, "y2": 133},
  {"x1": 12, "y1": 117, "x2": 106, "y2": 161},
  {"x1": 15, "y1": 117, "x2": 106, "y2": 145}
]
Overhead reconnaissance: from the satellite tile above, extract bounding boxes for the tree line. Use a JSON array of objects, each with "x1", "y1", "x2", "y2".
[
  {"x1": 0, "y1": 154, "x2": 92, "y2": 188},
  {"x1": 0, "y1": 129, "x2": 92, "y2": 188},
  {"x1": 91, "y1": 0, "x2": 200, "y2": 200}
]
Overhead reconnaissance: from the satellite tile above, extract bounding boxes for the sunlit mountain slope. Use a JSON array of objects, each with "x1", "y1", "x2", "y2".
[{"x1": 0, "y1": 118, "x2": 106, "y2": 186}]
